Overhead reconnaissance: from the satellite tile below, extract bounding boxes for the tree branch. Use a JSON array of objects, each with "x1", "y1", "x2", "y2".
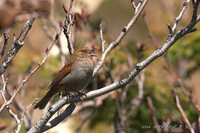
[
  {"x1": 92, "y1": 0, "x2": 148, "y2": 76},
  {"x1": 147, "y1": 97, "x2": 161, "y2": 133},
  {"x1": 63, "y1": 0, "x2": 74, "y2": 55},
  {"x1": 99, "y1": 21, "x2": 106, "y2": 52},
  {"x1": 0, "y1": 32, "x2": 10, "y2": 58},
  {"x1": 0, "y1": 27, "x2": 63, "y2": 113},
  {"x1": 171, "y1": 0, "x2": 191, "y2": 33},
  {"x1": 172, "y1": 89, "x2": 194, "y2": 133},
  {"x1": 0, "y1": 18, "x2": 35, "y2": 75},
  {"x1": 41, "y1": 103, "x2": 76, "y2": 132}
]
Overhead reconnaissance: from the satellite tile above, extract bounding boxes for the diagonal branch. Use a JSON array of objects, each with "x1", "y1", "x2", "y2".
[
  {"x1": 0, "y1": 28, "x2": 63, "y2": 113},
  {"x1": 0, "y1": 32, "x2": 10, "y2": 58},
  {"x1": 171, "y1": 0, "x2": 191, "y2": 33},
  {"x1": 41, "y1": 103, "x2": 76, "y2": 132},
  {"x1": 92, "y1": 0, "x2": 148, "y2": 76},
  {"x1": 0, "y1": 18, "x2": 35, "y2": 75},
  {"x1": 172, "y1": 89, "x2": 194, "y2": 133}
]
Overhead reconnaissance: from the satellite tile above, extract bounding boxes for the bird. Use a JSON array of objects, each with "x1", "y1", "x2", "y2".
[{"x1": 34, "y1": 47, "x2": 97, "y2": 109}]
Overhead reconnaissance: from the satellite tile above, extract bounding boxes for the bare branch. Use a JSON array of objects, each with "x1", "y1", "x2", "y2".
[
  {"x1": 131, "y1": 0, "x2": 137, "y2": 10},
  {"x1": 15, "y1": 99, "x2": 37, "y2": 133},
  {"x1": 120, "y1": 50, "x2": 134, "y2": 102},
  {"x1": 4, "y1": 83, "x2": 33, "y2": 130},
  {"x1": 171, "y1": 0, "x2": 191, "y2": 33},
  {"x1": 172, "y1": 89, "x2": 194, "y2": 133},
  {"x1": 114, "y1": 98, "x2": 122, "y2": 133},
  {"x1": 40, "y1": 103, "x2": 76, "y2": 132},
  {"x1": 93, "y1": 0, "x2": 148, "y2": 76},
  {"x1": 194, "y1": 105, "x2": 200, "y2": 130},
  {"x1": 0, "y1": 75, "x2": 21, "y2": 133},
  {"x1": 99, "y1": 21, "x2": 106, "y2": 52},
  {"x1": 7, "y1": 105, "x2": 21, "y2": 128},
  {"x1": 195, "y1": 105, "x2": 200, "y2": 114},
  {"x1": 41, "y1": 18, "x2": 66, "y2": 66},
  {"x1": 195, "y1": 105, "x2": 200, "y2": 130},
  {"x1": 147, "y1": 97, "x2": 161, "y2": 133},
  {"x1": 0, "y1": 18, "x2": 35, "y2": 75},
  {"x1": 0, "y1": 32, "x2": 10, "y2": 58},
  {"x1": 167, "y1": 24, "x2": 173, "y2": 37},
  {"x1": 126, "y1": 70, "x2": 145, "y2": 119},
  {"x1": 0, "y1": 28, "x2": 63, "y2": 113},
  {"x1": 63, "y1": 0, "x2": 74, "y2": 55}
]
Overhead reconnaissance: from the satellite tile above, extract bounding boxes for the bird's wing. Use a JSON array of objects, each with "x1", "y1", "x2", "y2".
[{"x1": 48, "y1": 61, "x2": 73, "y2": 89}]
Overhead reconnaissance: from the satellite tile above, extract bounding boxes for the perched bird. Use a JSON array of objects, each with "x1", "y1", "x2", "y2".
[{"x1": 34, "y1": 47, "x2": 97, "y2": 109}]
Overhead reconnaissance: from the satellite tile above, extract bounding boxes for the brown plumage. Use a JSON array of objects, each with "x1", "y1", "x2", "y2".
[{"x1": 34, "y1": 47, "x2": 97, "y2": 109}]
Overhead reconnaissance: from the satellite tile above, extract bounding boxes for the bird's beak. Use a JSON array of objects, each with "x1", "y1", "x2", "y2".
[
  {"x1": 89, "y1": 53, "x2": 98, "y2": 58},
  {"x1": 90, "y1": 53, "x2": 98, "y2": 57}
]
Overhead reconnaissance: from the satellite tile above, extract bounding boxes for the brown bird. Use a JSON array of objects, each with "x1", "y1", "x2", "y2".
[{"x1": 34, "y1": 47, "x2": 97, "y2": 109}]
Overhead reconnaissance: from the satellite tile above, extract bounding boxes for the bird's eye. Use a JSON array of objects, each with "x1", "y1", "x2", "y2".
[{"x1": 81, "y1": 49, "x2": 87, "y2": 53}]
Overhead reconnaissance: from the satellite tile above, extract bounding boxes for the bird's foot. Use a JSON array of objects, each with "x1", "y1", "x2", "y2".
[
  {"x1": 63, "y1": 92, "x2": 72, "y2": 101},
  {"x1": 77, "y1": 91, "x2": 87, "y2": 101}
]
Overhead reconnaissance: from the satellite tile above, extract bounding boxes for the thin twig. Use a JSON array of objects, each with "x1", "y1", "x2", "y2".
[
  {"x1": 1, "y1": 76, "x2": 21, "y2": 133},
  {"x1": 195, "y1": 105, "x2": 200, "y2": 130},
  {"x1": 93, "y1": 0, "x2": 148, "y2": 76},
  {"x1": 0, "y1": 28, "x2": 63, "y2": 113},
  {"x1": 171, "y1": 0, "x2": 191, "y2": 33},
  {"x1": 172, "y1": 89, "x2": 194, "y2": 133},
  {"x1": 41, "y1": 18, "x2": 66, "y2": 66},
  {"x1": 0, "y1": 18, "x2": 35, "y2": 75},
  {"x1": 126, "y1": 71, "x2": 145, "y2": 120},
  {"x1": 131, "y1": 0, "x2": 137, "y2": 9},
  {"x1": 99, "y1": 21, "x2": 106, "y2": 52},
  {"x1": 147, "y1": 97, "x2": 161, "y2": 133},
  {"x1": 63, "y1": 0, "x2": 74, "y2": 55},
  {"x1": 15, "y1": 99, "x2": 37, "y2": 133},
  {"x1": 0, "y1": 32, "x2": 10, "y2": 58},
  {"x1": 4, "y1": 78, "x2": 32, "y2": 130}
]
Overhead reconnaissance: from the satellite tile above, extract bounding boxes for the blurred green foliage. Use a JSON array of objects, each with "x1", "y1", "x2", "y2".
[
  {"x1": 89, "y1": 98, "x2": 115, "y2": 128},
  {"x1": 168, "y1": 32, "x2": 200, "y2": 76}
]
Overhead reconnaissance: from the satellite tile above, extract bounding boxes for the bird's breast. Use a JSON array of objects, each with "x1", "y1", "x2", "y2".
[{"x1": 59, "y1": 59, "x2": 94, "y2": 92}]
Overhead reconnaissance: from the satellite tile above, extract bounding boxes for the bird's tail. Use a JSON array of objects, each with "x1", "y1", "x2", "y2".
[{"x1": 34, "y1": 88, "x2": 55, "y2": 109}]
